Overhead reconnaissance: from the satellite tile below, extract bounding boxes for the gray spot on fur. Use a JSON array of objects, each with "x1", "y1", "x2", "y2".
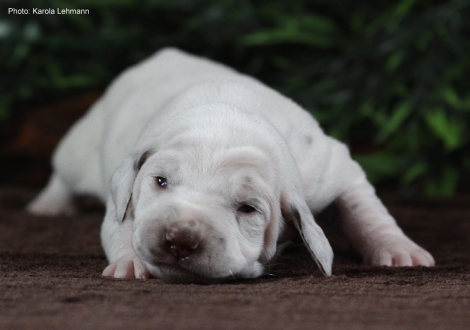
[{"x1": 304, "y1": 135, "x2": 313, "y2": 145}]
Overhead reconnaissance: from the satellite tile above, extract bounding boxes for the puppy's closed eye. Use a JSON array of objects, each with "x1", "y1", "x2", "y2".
[{"x1": 237, "y1": 204, "x2": 257, "y2": 214}]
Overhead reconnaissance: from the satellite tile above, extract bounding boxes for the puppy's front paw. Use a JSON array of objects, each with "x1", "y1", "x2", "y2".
[
  {"x1": 363, "y1": 234, "x2": 435, "y2": 267},
  {"x1": 103, "y1": 257, "x2": 150, "y2": 279}
]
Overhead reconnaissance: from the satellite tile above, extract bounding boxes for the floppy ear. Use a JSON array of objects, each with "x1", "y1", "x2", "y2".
[
  {"x1": 110, "y1": 149, "x2": 154, "y2": 223},
  {"x1": 281, "y1": 191, "x2": 334, "y2": 276},
  {"x1": 258, "y1": 205, "x2": 282, "y2": 264}
]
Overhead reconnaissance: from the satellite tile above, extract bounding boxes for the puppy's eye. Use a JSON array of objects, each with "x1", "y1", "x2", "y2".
[
  {"x1": 237, "y1": 204, "x2": 256, "y2": 214},
  {"x1": 155, "y1": 176, "x2": 168, "y2": 188}
]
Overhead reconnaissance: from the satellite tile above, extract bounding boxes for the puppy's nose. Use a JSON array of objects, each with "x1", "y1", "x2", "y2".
[{"x1": 165, "y1": 227, "x2": 200, "y2": 259}]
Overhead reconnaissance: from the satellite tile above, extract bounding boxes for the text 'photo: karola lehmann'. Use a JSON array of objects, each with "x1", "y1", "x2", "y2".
[{"x1": 8, "y1": 7, "x2": 90, "y2": 15}]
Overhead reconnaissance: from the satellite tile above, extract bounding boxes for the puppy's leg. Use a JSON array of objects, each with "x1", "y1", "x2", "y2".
[
  {"x1": 336, "y1": 165, "x2": 434, "y2": 267},
  {"x1": 101, "y1": 199, "x2": 149, "y2": 279},
  {"x1": 27, "y1": 174, "x2": 77, "y2": 216}
]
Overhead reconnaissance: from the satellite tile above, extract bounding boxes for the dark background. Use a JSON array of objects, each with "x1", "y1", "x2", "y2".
[{"x1": 1, "y1": 0, "x2": 470, "y2": 197}]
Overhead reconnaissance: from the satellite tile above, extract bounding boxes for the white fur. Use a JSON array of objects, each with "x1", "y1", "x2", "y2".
[{"x1": 27, "y1": 48, "x2": 434, "y2": 282}]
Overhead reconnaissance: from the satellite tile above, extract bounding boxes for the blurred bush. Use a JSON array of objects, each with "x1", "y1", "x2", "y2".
[{"x1": 1, "y1": 0, "x2": 469, "y2": 196}]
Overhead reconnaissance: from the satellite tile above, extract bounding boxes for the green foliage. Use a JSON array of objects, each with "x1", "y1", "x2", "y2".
[{"x1": 1, "y1": 0, "x2": 470, "y2": 196}]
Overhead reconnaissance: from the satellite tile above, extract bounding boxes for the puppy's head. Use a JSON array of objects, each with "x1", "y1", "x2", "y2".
[{"x1": 110, "y1": 107, "x2": 333, "y2": 283}]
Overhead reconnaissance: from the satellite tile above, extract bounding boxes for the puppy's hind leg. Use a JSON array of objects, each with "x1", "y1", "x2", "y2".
[
  {"x1": 336, "y1": 161, "x2": 435, "y2": 267},
  {"x1": 27, "y1": 174, "x2": 77, "y2": 216}
]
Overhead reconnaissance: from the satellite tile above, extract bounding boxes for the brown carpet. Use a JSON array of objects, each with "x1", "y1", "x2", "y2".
[{"x1": 1, "y1": 186, "x2": 469, "y2": 330}]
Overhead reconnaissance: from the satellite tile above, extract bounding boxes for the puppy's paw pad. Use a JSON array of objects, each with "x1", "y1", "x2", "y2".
[{"x1": 103, "y1": 258, "x2": 150, "y2": 279}]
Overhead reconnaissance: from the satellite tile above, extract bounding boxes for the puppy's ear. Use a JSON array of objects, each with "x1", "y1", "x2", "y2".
[
  {"x1": 110, "y1": 149, "x2": 154, "y2": 223},
  {"x1": 281, "y1": 190, "x2": 334, "y2": 276},
  {"x1": 259, "y1": 205, "x2": 282, "y2": 264}
]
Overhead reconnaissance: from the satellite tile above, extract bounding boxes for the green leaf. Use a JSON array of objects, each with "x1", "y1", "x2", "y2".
[
  {"x1": 47, "y1": 63, "x2": 95, "y2": 89},
  {"x1": 385, "y1": 51, "x2": 405, "y2": 73},
  {"x1": 416, "y1": 31, "x2": 433, "y2": 51},
  {"x1": 460, "y1": 96, "x2": 470, "y2": 111},
  {"x1": 238, "y1": 14, "x2": 338, "y2": 48},
  {"x1": 441, "y1": 86, "x2": 461, "y2": 108},
  {"x1": 367, "y1": 108, "x2": 388, "y2": 127},
  {"x1": 238, "y1": 29, "x2": 333, "y2": 48},
  {"x1": 424, "y1": 109, "x2": 466, "y2": 150},
  {"x1": 354, "y1": 152, "x2": 403, "y2": 183},
  {"x1": 392, "y1": 0, "x2": 417, "y2": 20},
  {"x1": 297, "y1": 14, "x2": 337, "y2": 34},
  {"x1": 377, "y1": 102, "x2": 412, "y2": 142},
  {"x1": 402, "y1": 161, "x2": 427, "y2": 184},
  {"x1": 425, "y1": 166, "x2": 459, "y2": 197}
]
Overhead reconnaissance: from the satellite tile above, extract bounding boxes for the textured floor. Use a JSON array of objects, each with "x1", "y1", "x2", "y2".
[{"x1": 1, "y1": 186, "x2": 469, "y2": 330}]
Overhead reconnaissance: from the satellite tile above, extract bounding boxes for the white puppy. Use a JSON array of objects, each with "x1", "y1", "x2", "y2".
[{"x1": 28, "y1": 48, "x2": 434, "y2": 283}]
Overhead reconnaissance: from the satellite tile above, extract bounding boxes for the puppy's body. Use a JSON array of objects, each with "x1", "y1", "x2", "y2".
[{"x1": 28, "y1": 48, "x2": 434, "y2": 282}]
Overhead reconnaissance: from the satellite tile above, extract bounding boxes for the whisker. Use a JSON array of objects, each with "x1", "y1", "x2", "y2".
[{"x1": 229, "y1": 270, "x2": 239, "y2": 283}]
